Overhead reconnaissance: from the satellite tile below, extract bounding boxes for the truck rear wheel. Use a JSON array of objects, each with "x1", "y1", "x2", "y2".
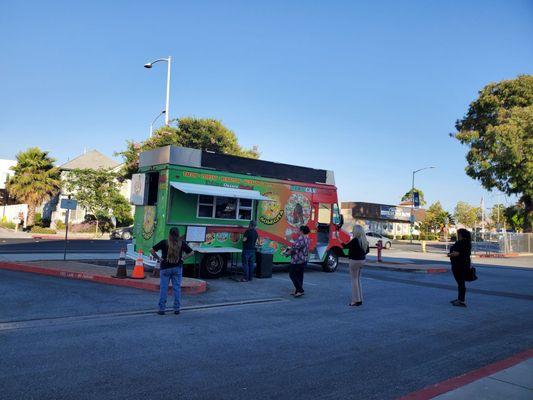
[
  {"x1": 322, "y1": 250, "x2": 338, "y2": 272},
  {"x1": 200, "y1": 254, "x2": 227, "y2": 278}
]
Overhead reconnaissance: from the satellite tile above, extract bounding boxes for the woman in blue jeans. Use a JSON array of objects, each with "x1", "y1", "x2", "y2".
[{"x1": 150, "y1": 227, "x2": 194, "y2": 315}]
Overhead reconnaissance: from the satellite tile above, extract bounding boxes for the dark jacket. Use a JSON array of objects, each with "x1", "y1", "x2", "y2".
[
  {"x1": 450, "y1": 239, "x2": 471, "y2": 270},
  {"x1": 347, "y1": 238, "x2": 369, "y2": 260}
]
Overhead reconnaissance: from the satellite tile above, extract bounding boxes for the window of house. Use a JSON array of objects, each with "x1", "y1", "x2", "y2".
[{"x1": 197, "y1": 195, "x2": 253, "y2": 220}]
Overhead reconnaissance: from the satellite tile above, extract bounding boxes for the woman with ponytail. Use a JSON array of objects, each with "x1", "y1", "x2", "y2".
[{"x1": 150, "y1": 227, "x2": 194, "y2": 315}]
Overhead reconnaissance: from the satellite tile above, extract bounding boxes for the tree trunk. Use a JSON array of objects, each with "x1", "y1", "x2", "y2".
[
  {"x1": 523, "y1": 195, "x2": 532, "y2": 233},
  {"x1": 26, "y1": 204, "x2": 36, "y2": 227},
  {"x1": 95, "y1": 219, "x2": 99, "y2": 237}
]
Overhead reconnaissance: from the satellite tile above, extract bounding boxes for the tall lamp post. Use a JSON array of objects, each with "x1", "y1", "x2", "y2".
[
  {"x1": 149, "y1": 110, "x2": 166, "y2": 138},
  {"x1": 144, "y1": 56, "x2": 172, "y2": 126},
  {"x1": 410, "y1": 166, "x2": 435, "y2": 243}
]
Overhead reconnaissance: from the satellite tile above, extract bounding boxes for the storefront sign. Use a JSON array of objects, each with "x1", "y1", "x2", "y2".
[{"x1": 380, "y1": 205, "x2": 410, "y2": 221}]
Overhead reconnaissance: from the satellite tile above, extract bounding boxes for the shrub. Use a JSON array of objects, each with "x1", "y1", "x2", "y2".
[
  {"x1": 30, "y1": 226, "x2": 57, "y2": 234},
  {"x1": 0, "y1": 221, "x2": 16, "y2": 229},
  {"x1": 55, "y1": 220, "x2": 66, "y2": 230},
  {"x1": 35, "y1": 213, "x2": 42, "y2": 226}
]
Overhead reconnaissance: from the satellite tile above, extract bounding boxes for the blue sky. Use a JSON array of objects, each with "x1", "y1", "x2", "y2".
[{"x1": 1, "y1": 0, "x2": 532, "y2": 211}]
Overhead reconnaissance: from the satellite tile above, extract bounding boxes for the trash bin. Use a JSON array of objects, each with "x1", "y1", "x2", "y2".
[{"x1": 255, "y1": 251, "x2": 273, "y2": 278}]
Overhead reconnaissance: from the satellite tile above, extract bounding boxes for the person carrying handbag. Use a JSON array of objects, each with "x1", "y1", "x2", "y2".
[{"x1": 447, "y1": 228, "x2": 473, "y2": 307}]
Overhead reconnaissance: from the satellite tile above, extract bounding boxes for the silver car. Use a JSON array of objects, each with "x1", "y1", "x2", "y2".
[{"x1": 365, "y1": 232, "x2": 392, "y2": 249}]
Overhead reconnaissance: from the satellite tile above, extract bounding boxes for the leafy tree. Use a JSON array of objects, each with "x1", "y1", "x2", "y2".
[
  {"x1": 453, "y1": 201, "x2": 481, "y2": 228},
  {"x1": 64, "y1": 169, "x2": 131, "y2": 233},
  {"x1": 117, "y1": 117, "x2": 259, "y2": 179},
  {"x1": 401, "y1": 188, "x2": 426, "y2": 206},
  {"x1": 7, "y1": 148, "x2": 61, "y2": 226},
  {"x1": 421, "y1": 201, "x2": 451, "y2": 233},
  {"x1": 504, "y1": 203, "x2": 526, "y2": 232},
  {"x1": 489, "y1": 204, "x2": 506, "y2": 229},
  {"x1": 454, "y1": 75, "x2": 533, "y2": 232}
]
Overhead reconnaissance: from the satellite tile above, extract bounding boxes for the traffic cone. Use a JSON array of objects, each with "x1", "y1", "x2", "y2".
[
  {"x1": 131, "y1": 250, "x2": 146, "y2": 279},
  {"x1": 112, "y1": 247, "x2": 127, "y2": 279}
]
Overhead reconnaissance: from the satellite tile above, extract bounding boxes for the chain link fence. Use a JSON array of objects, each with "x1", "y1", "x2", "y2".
[{"x1": 473, "y1": 232, "x2": 533, "y2": 254}]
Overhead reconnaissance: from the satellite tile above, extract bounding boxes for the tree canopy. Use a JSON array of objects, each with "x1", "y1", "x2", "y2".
[
  {"x1": 117, "y1": 117, "x2": 259, "y2": 180},
  {"x1": 401, "y1": 188, "x2": 426, "y2": 206},
  {"x1": 453, "y1": 201, "x2": 480, "y2": 228},
  {"x1": 63, "y1": 168, "x2": 132, "y2": 231},
  {"x1": 7, "y1": 147, "x2": 61, "y2": 226},
  {"x1": 454, "y1": 75, "x2": 533, "y2": 231},
  {"x1": 421, "y1": 202, "x2": 453, "y2": 233}
]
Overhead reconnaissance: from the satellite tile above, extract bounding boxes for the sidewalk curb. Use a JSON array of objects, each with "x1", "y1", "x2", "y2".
[
  {"x1": 0, "y1": 261, "x2": 207, "y2": 295},
  {"x1": 398, "y1": 348, "x2": 533, "y2": 400},
  {"x1": 31, "y1": 235, "x2": 108, "y2": 240}
]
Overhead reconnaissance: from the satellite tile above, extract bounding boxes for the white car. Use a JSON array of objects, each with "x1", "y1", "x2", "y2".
[{"x1": 365, "y1": 232, "x2": 392, "y2": 249}]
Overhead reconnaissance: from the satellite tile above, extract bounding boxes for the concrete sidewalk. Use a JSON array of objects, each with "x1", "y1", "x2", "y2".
[
  {"x1": 0, "y1": 260, "x2": 207, "y2": 294},
  {"x1": 400, "y1": 349, "x2": 533, "y2": 399}
]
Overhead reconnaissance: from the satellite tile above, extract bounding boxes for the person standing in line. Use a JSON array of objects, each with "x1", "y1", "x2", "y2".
[
  {"x1": 150, "y1": 227, "x2": 194, "y2": 315},
  {"x1": 287, "y1": 225, "x2": 311, "y2": 297},
  {"x1": 347, "y1": 225, "x2": 369, "y2": 307},
  {"x1": 241, "y1": 220, "x2": 258, "y2": 282},
  {"x1": 447, "y1": 228, "x2": 472, "y2": 307}
]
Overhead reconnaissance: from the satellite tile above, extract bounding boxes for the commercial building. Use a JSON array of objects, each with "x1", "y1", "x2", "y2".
[{"x1": 341, "y1": 201, "x2": 425, "y2": 238}]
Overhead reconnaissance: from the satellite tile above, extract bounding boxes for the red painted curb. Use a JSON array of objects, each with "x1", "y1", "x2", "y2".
[
  {"x1": 476, "y1": 253, "x2": 519, "y2": 258},
  {"x1": 0, "y1": 261, "x2": 206, "y2": 295},
  {"x1": 398, "y1": 348, "x2": 533, "y2": 400}
]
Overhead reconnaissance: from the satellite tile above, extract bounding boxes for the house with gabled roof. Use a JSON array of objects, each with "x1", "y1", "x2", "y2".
[{"x1": 42, "y1": 150, "x2": 131, "y2": 226}]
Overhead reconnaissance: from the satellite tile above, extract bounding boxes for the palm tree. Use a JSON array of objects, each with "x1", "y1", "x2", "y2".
[{"x1": 7, "y1": 147, "x2": 61, "y2": 227}]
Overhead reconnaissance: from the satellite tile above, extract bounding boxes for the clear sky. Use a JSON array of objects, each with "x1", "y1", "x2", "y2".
[{"x1": 1, "y1": 0, "x2": 532, "y2": 211}]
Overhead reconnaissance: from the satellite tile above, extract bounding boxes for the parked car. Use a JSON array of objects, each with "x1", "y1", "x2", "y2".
[
  {"x1": 110, "y1": 226, "x2": 133, "y2": 240},
  {"x1": 365, "y1": 232, "x2": 392, "y2": 249}
]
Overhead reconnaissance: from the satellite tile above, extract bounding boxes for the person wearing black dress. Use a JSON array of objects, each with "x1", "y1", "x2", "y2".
[{"x1": 447, "y1": 228, "x2": 472, "y2": 307}]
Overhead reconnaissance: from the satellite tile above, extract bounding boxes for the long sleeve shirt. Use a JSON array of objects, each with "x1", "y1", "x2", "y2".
[{"x1": 290, "y1": 235, "x2": 310, "y2": 265}]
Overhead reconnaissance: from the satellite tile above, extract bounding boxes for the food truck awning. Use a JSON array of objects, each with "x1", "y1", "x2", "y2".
[{"x1": 170, "y1": 182, "x2": 271, "y2": 201}]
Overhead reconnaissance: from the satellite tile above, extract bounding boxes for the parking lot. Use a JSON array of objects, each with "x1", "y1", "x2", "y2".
[{"x1": 1, "y1": 259, "x2": 532, "y2": 400}]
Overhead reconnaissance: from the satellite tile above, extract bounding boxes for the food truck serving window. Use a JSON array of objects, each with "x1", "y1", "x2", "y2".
[{"x1": 197, "y1": 195, "x2": 252, "y2": 220}]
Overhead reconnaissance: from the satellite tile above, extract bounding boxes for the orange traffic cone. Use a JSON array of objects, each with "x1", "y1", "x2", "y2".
[
  {"x1": 112, "y1": 248, "x2": 127, "y2": 279},
  {"x1": 131, "y1": 250, "x2": 146, "y2": 279}
]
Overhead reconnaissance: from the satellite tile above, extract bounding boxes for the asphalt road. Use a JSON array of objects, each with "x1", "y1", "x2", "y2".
[
  {"x1": 1, "y1": 260, "x2": 532, "y2": 400},
  {"x1": 0, "y1": 238, "x2": 128, "y2": 253}
]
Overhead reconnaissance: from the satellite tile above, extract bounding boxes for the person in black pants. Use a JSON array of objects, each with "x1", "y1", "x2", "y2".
[
  {"x1": 286, "y1": 225, "x2": 311, "y2": 297},
  {"x1": 447, "y1": 228, "x2": 472, "y2": 307}
]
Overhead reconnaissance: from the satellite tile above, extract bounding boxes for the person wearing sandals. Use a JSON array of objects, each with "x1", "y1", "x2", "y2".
[
  {"x1": 447, "y1": 228, "x2": 472, "y2": 307},
  {"x1": 150, "y1": 227, "x2": 194, "y2": 315},
  {"x1": 286, "y1": 225, "x2": 311, "y2": 297},
  {"x1": 347, "y1": 225, "x2": 369, "y2": 307}
]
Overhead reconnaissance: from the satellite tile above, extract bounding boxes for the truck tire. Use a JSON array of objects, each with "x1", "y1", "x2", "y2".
[
  {"x1": 200, "y1": 254, "x2": 227, "y2": 279},
  {"x1": 322, "y1": 250, "x2": 339, "y2": 272}
]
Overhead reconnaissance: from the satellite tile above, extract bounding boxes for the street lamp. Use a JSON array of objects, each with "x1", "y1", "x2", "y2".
[
  {"x1": 410, "y1": 166, "x2": 435, "y2": 243},
  {"x1": 149, "y1": 110, "x2": 166, "y2": 138},
  {"x1": 144, "y1": 56, "x2": 172, "y2": 126}
]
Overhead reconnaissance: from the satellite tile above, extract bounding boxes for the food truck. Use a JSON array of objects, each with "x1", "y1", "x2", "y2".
[{"x1": 129, "y1": 145, "x2": 350, "y2": 278}]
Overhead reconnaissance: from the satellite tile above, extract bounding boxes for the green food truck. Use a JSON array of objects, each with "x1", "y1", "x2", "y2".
[{"x1": 127, "y1": 145, "x2": 350, "y2": 278}]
